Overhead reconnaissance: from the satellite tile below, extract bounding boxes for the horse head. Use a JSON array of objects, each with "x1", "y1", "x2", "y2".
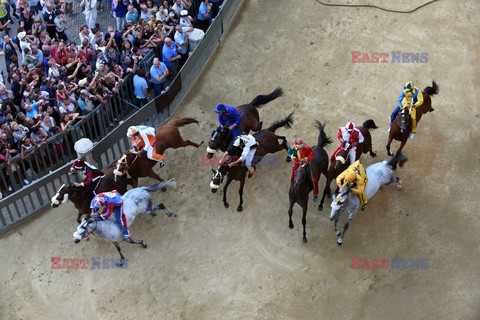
[
  {"x1": 395, "y1": 109, "x2": 411, "y2": 134},
  {"x1": 114, "y1": 154, "x2": 129, "y2": 182},
  {"x1": 329, "y1": 186, "x2": 353, "y2": 221},
  {"x1": 334, "y1": 148, "x2": 348, "y2": 170},
  {"x1": 293, "y1": 164, "x2": 307, "y2": 188},
  {"x1": 51, "y1": 184, "x2": 70, "y2": 207},
  {"x1": 73, "y1": 219, "x2": 92, "y2": 243},
  {"x1": 207, "y1": 127, "x2": 231, "y2": 159},
  {"x1": 210, "y1": 165, "x2": 228, "y2": 193}
]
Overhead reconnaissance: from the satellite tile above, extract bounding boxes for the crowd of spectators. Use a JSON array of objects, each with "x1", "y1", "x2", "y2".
[{"x1": 0, "y1": 0, "x2": 224, "y2": 197}]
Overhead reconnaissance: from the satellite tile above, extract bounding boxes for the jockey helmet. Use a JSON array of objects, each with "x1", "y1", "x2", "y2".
[
  {"x1": 345, "y1": 121, "x2": 355, "y2": 132},
  {"x1": 295, "y1": 139, "x2": 304, "y2": 149},
  {"x1": 91, "y1": 196, "x2": 106, "y2": 212},
  {"x1": 127, "y1": 126, "x2": 138, "y2": 137},
  {"x1": 404, "y1": 81, "x2": 415, "y2": 92},
  {"x1": 71, "y1": 159, "x2": 86, "y2": 171},
  {"x1": 214, "y1": 104, "x2": 227, "y2": 114},
  {"x1": 233, "y1": 135, "x2": 245, "y2": 147},
  {"x1": 344, "y1": 171, "x2": 356, "y2": 184}
]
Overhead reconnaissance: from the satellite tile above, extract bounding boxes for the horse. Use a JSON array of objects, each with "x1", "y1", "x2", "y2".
[
  {"x1": 386, "y1": 81, "x2": 439, "y2": 156},
  {"x1": 72, "y1": 179, "x2": 176, "y2": 267},
  {"x1": 287, "y1": 120, "x2": 333, "y2": 243},
  {"x1": 210, "y1": 113, "x2": 293, "y2": 211},
  {"x1": 206, "y1": 87, "x2": 284, "y2": 158},
  {"x1": 114, "y1": 117, "x2": 204, "y2": 188},
  {"x1": 329, "y1": 153, "x2": 408, "y2": 246},
  {"x1": 318, "y1": 119, "x2": 378, "y2": 211},
  {"x1": 51, "y1": 163, "x2": 129, "y2": 223}
]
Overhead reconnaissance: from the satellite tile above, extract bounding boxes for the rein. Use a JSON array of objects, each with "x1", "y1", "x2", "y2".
[{"x1": 119, "y1": 152, "x2": 140, "y2": 174}]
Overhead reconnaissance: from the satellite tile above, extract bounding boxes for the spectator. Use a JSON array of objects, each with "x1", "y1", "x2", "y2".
[
  {"x1": 112, "y1": 0, "x2": 128, "y2": 32},
  {"x1": 43, "y1": 2, "x2": 57, "y2": 39},
  {"x1": 179, "y1": 9, "x2": 193, "y2": 32},
  {"x1": 197, "y1": 0, "x2": 212, "y2": 33},
  {"x1": 77, "y1": 89, "x2": 95, "y2": 115},
  {"x1": 210, "y1": 0, "x2": 223, "y2": 19},
  {"x1": 19, "y1": 7, "x2": 34, "y2": 35},
  {"x1": 78, "y1": 25, "x2": 94, "y2": 45},
  {"x1": 139, "y1": 4, "x2": 150, "y2": 22},
  {"x1": 161, "y1": 37, "x2": 181, "y2": 85},
  {"x1": 0, "y1": 34, "x2": 19, "y2": 74},
  {"x1": 133, "y1": 68, "x2": 148, "y2": 108},
  {"x1": 125, "y1": 4, "x2": 139, "y2": 25},
  {"x1": 80, "y1": 0, "x2": 98, "y2": 29},
  {"x1": 173, "y1": 23, "x2": 188, "y2": 70},
  {"x1": 172, "y1": 0, "x2": 191, "y2": 16},
  {"x1": 53, "y1": 11, "x2": 68, "y2": 41},
  {"x1": 149, "y1": 57, "x2": 168, "y2": 97}
]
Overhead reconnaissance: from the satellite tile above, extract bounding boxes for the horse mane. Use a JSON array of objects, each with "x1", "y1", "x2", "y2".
[
  {"x1": 384, "y1": 152, "x2": 408, "y2": 169},
  {"x1": 423, "y1": 81, "x2": 439, "y2": 96},
  {"x1": 314, "y1": 120, "x2": 333, "y2": 148},
  {"x1": 167, "y1": 117, "x2": 199, "y2": 128},
  {"x1": 361, "y1": 119, "x2": 378, "y2": 130},
  {"x1": 250, "y1": 87, "x2": 283, "y2": 108},
  {"x1": 266, "y1": 112, "x2": 294, "y2": 133}
]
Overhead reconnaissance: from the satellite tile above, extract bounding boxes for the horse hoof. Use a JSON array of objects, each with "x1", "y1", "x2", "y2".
[
  {"x1": 289, "y1": 223, "x2": 294, "y2": 229},
  {"x1": 337, "y1": 239, "x2": 343, "y2": 246},
  {"x1": 224, "y1": 203, "x2": 229, "y2": 208},
  {"x1": 161, "y1": 188, "x2": 167, "y2": 192},
  {"x1": 336, "y1": 231, "x2": 341, "y2": 236},
  {"x1": 237, "y1": 206, "x2": 243, "y2": 212},
  {"x1": 143, "y1": 243, "x2": 147, "y2": 248},
  {"x1": 117, "y1": 260, "x2": 124, "y2": 267},
  {"x1": 317, "y1": 205, "x2": 323, "y2": 211},
  {"x1": 370, "y1": 152, "x2": 377, "y2": 157},
  {"x1": 285, "y1": 156, "x2": 291, "y2": 163},
  {"x1": 302, "y1": 238, "x2": 307, "y2": 244}
]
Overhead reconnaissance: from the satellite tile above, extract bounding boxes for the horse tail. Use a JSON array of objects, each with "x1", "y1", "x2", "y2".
[
  {"x1": 141, "y1": 179, "x2": 177, "y2": 192},
  {"x1": 168, "y1": 117, "x2": 199, "y2": 128},
  {"x1": 384, "y1": 152, "x2": 408, "y2": 170},
  {"x1": 266, "y1": 112, "x2": 294, "y2": 133},
  {"x1": 423, "y1": 81, "x2": 439, "y2": 96},
  {"x1": 250, "y1": 87, "x2": 283, "y2": 108},
  {"x1": 314, "y1": 120, "x2": 333, "y2": 148},
  {"x1": 362, "y1": 119, "x2": 378, "y2": 131}
]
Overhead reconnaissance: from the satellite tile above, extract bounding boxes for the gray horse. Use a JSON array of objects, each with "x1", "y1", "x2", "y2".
[
  {"x1": 73, "y1": 179, "x2": 176, "y2": 266},
  {"x1": 329, "y1": 153, "x2": 408, "y2": 246}
]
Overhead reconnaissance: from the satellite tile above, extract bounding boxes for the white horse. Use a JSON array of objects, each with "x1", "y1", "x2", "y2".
[
  {"x1": 329, "y1": 153, "x2": 407, "y2": 246},
  {"x1": 73, "y1": 179, "x2": 176, "y2": 266}
]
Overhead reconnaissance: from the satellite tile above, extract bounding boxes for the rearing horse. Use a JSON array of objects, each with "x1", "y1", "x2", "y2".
[
  {"x1": 386, "y1": 81, "x2": 439, "y2": 156},
  {"x1": 318, "y1": 119, "x2": 378, "y2": 211},
  {"x1": 207, "y1": 87, "x2": 284, "y2": 157},
  {"x1": 114, "y1": 117, "x2": 203, "y2": 187}
]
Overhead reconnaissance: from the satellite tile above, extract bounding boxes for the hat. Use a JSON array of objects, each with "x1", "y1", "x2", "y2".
[
  {"x1": 180, "y1": 10, "x2": 188, "y2": 16},
  {"x1": 404, "y1": 81, "x2": 414, "y2": 92},
  {"x1": 345, "y1": 121, "x2": 355, "y2": 132},
  {"x1": 27, "y1": 63, "x2": 35, "y2": 71},
  {"x1": 71, "y1": 159, "x2": 86, "y2": 170},
  {"x1": 295, "y1": 139, "x2": 304, "y2": 149},
  {"x1": 127, "y1": 126, "x2": 138, "y2": 137},
  {"x1": 214, "y1": 104, "x2": 226, "y2": 114},
  {"x1": 78, "y1": 78, "x2": 88, "y2": 88},
  {"x1": 18, "y1": 32, "x2": 26, "y2": 40}
]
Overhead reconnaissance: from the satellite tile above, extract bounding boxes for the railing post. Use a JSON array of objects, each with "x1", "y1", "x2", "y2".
[{"x1": 74, "y1": 138, "x2": 96, "y2": 167}]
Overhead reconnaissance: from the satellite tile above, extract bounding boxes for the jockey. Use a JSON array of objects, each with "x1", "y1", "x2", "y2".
[
  {"x1": 336, "y1": 160, "x2": 369, "y2": 211},
  {"x1": 389, "y1": 81, "x2": 424, "y2": 139},
  {"x1": 288, "y1": 139, "x2": 318, "y2": 202},
  {"x1": 90, "y1": 190, "x2": 131, "y2": 240},
  {"x1": 70, "y1": 159, "x2": 105, "y2": 190},
  {"x1": 330, "y1": 121, "x2": 364, "y2": 165},
  {"x1": 214, "y1": 104, "x2": 242, "y2": 140},
  {"x1": 127, "y1": 125, "x2": 165, "y2": 167},
  {"x1": 220, "y1": 133, "x2": 257, "y2": 178}
]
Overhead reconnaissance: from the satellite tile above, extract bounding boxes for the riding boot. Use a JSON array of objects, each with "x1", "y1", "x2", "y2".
[{"x1": 361, "y1": 204, "x2": 367, "y2": 211}]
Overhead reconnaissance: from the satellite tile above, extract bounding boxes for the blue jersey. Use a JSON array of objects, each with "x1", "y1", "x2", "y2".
[{"x1": 218, "y1": 105, "x2": 242, "y2": 127}]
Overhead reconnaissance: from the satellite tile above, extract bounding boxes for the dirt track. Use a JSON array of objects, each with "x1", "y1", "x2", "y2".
[{"x1": 2, "y1": 1, "x2": 480, "y2": 319}]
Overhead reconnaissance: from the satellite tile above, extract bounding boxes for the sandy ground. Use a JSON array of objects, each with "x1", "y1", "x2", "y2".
[{"x1": 2, "y1": 1, "x2": 480, "y2": 319}]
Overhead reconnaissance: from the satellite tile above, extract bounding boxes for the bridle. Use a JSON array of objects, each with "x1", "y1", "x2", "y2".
[{"x1": 114, "y1": 152, "x2": 138, "y2": 176}]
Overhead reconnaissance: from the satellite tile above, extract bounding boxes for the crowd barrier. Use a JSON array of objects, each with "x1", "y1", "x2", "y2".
[{"x1": 0, "y1": 0, "x2": 244, "y2": 234}]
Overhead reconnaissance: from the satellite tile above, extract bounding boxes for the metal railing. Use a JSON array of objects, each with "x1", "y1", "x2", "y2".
[{"x1": 0, "y1": 0, "x2": 244, "y2": 234}]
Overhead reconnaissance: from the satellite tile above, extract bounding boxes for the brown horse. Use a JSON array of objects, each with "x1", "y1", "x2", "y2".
[
  {"x1": 386, "y1": 81, "x2": 439, "y2": 156},
  {"x1": 51, "y1": 163, "x2": 129, "y2": 222},
  {"x1": 318, "y1": 119, "x2": 378, "y2": 211},
  {"x1": 210, "y1": 113, "x2": 293, "y2": 211},
  {"x1": 115, "y1": 117, "x2": 203, "y2": 187},
  {"x1": 206, "y1": 87, "x2": 284, "y2": 157},
  {"x1": 288, "y1": 120, "x2": 332, "y2": 243}
]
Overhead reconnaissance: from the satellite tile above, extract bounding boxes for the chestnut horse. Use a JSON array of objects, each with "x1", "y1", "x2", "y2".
[
  {"x1": 318, "y1": 119, "x2": 378, "y2": 211},
  {"x1": 386, "y1": 81, "x2": 439, "y2": 156},
  {"x1": 114, "y1": 117, "x2": 203, "y2": 187},
  {"x1": 206, "y1": 87, "x2": 284, "y2": 157},
  {"x1": 51, "y1": 163, "x2": 129, "y2": 222},
  {"x1": 210, "y1": 113, "x2": 293, "y2": 211},
  {"x1": 288, "y1": 120, "x2": 332, "y2": 243}
]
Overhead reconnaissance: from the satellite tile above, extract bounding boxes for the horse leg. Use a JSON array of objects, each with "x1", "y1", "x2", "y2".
[
  {"x1": 182, "y1": 140, "x2": 204, "y2": 148},
  {"x1": 152, "y1": 203, "x2": 176, "y2": 217},
  {"x1": 223, "y1": 177, "x2": 233, "y2": 209},
  {"x1": 301, "y1": 203, "x2": 308, "y2": 243},
  {"x1": 237, "y1": 178, "x2": 245, "y2": 212},
  {"x1": 77, "y1": 211, "x2": 83, "y2": 223},
  {"x1": 386, "y1": 134, "x2": 394, "y2": 156},
  {"x1": 337, "y1": 214, "x2": 354, "y2": 246},
  {"x1": 124, "y1": 237, "x2": 148, "y2": 248},
  {"x1": 112, "y1": 241, "x2": 126, "y2": 267},
  {"x1": 131, "y1": 177, "x2": 139, "y2": 188},
  {"x1": 318, "y1": 178, "x2": 331, "y2": 211},
  {"x1": 334, "y1": 212, "x2": 340, "y2": 236},
  {"x1": 288, "y1": 198, "x2": 295, "y2": 229},
  {"x1": 147, "y1": 169, "x2": 164, "y2": 183}
]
